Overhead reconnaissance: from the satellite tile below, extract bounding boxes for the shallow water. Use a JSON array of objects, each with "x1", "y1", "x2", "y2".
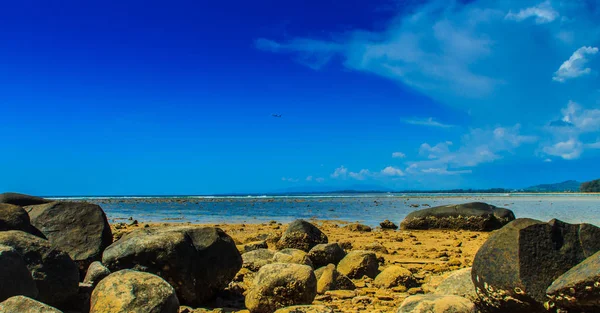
[{"x1": 53, "y1": 193, "x2": 600, "y2": 227}]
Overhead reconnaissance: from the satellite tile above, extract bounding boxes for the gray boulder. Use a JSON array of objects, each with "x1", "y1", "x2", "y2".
[
  {"x1": 89, "y1": 269, "x2": 179, "y2": 313},
  {"x1": 0, "y1": 296, "x2": 62, "y2": 313},
  {"x1": 277, "y1": 220, "x2": 328, "y2": 252},
  {"x1": 396, "y1": 294, "x2": 476, "y2": 313},
  {"x1": 0, "y1": 231, "x2": 79, "y2": 308},
  {"x1": 472, "y1": 218, "x2": 600, "y2": 312},
  {"x1": 307, "y1": 243, "x2": 346, "y2": 268},
  {"x1": 0, "y1": 245, "x2": 38, "y2": 301},
  {"x1": 243, "y1": 249, "x2": 276, "y2": 271},
  {"x1": 380, "y1": 220, "x2": 398, "y2": 230},
  {"x1": 0, "y1": 204, "x2": 39, "y2": 235},
  {"x1": 0, "y1": 193, "x2": 50, "y2": 206},
  {"x1": 337, "y1": 250, "x2": 379, "y2": 279},
  {"x1": 345, "y1": 223, "x2": 372, "y2": 232},
  {"x1": 435, "y1": 268, "x2": 477, "y2": 302},
  {"x1": 102, "y1": 226, "x2": 241, "y2": 306},
  {"x1": 83, "y1": 261, "x2": 111, "y2": 287},
  {"x1": 26, "y1": 201, "x2": 112, "y2": 275},
  {"x1": 246, "y1": 263, "x2": 317, "y2": 313},
  {"x1": 401, "y1": 202, "x2": 515, "y2": 231},
  {"x1": 273, "y1": 249, "x2": 313, "y2": 267},
  {"x1": 547, "y1": 250, "x2": 600, "y2": 312}
]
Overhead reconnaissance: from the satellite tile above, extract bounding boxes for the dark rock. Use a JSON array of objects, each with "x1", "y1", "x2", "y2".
[
  {"x1": 400, "y1": 202, "x2": 515, "y2": 231},
  {"x1": 345, "y1": 223, "x2": 372, "y2": 232},
  {"x1": 380, "y1": 220, "x2": 398, "y2": 230},
  {"x1": 434, "y1": 268, "x2": 477, "y2": 302},
  {"x1": 102, "y1": 226, "x2": 242, "y2": 306},
  {"x1": 0, "y1": 193, "x2": 50, "y2": 206},
  {"x1": 337, "y1": 251, "x2": 379, "y2": 279},
  {"x1": 238, "y1": 240, "x2": 268, "y2": 253},
  {"x1": 245, "y1": 263, "x2": 317, "y2": 313},
  {"x1": 307, "y1": 243, "x2": 346, "y2": 268},
  {"x1": 396, "y1": 294, "x2": 476, "y2": 313},
  {"x1": 26, "y1": 201, "x2": 113, "y2": 276},
  {"x1": 315, "y1": 264, "x2": 355, "y2": 294},
  {"x1": 0, "y1": 204, "x2": 38, "y2": 235},
  {"x1": 277, "y1": 220, "x2": 328, "y2": 252},
  {"x1": 547, "y1": 250, "x2": 600, "y2": 312},
  {"x1": 89, "y1": 269, "x2": 179, "y2": 313},
  {"x1": 0, "y1": 245, "x2": 38, "y2": 302},
  {"x1": 472, "y1": 218, "x2": 600, "y2": 312},
  {"x1": 83, "y1": 261, "x2": 111, "y2": 287},
  {"x1": 243, "y1": 249, "x2": 276, "y2": 271},
  {"x1": 0, "y1": 296, "x2": 62, "y2": 313},
  {"x1": 0, "y1": 230, "x2": 79, "y2": 308}
]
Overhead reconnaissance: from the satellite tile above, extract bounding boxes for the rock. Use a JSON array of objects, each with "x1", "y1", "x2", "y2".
[
  {"x1": 245, "y1": 263, "x2": 317, "y2": 313},
  {"x1": 380, "y1": 220, "x2": 398, "y2": 230},
  {"x1": 314, "y1": 265, "x2": 355, "y2": 292},
  {"x1": 274, "y1": 305, "x2": 333, "y2": 313},
  {"x1": 0, "y1": 296, "x2": 62, "y2": 313},
  {"x1": 307, "y1": 243, "x2": 346, "y2": 268},
  {"x1": 89, "y1": 269, "x2": 179, "y2": 313},
  {"x1": 0, "y1": 204, "x2": 35, "y2": 234},
  {"x1": 337, "y1": 251, "x2": 379, "y2": 279},
  {"x1": 0, "y1": 245, "x2": 38, "y2": 301},
  {"x1": 317, "y1": 264, "x2": 337, "y2": 294},
  {"x1": 273, "y1": 249, "x2": 313, "y2": 267},
  {"x1": 0, "y1": 193, "x2": 50, "y2": 206},
  {"x1": 238, "y1": 241, "x2": 268, "y2": 253},
  {"x1": 373, "y1": 265, "x2": 417, "y2": 289},
  {"x1": 396, "y1": 294, "x2": 476, "y2": 313},
  {"x1": 472, "y1": 218, "x2": 600, "y2": 312},
  {"x1": 364, "y1": 242, "x2": 389, "y2": 254},
  {"x1": 345, "y1": 223, "x2": 372, "y2": 232},
  {"x1": 0, "y1": 230, "x2": 79, "y2": 308},
  {"x1": 547, "y1": 250, "x2": 600, "y2": 312},
  {"x1": 277, "y1": 220, "x2": 328, "y2": 252},
  {"x1": 324, "y1": 290, "x2": 355, "y2": 300},
  {"x1": 243, "y1": 249, "x2": 276, "y2": 271},
  {"x1": 400, "y1": 202, "x2": 515, "y2": 231},
  {"x1": 26, "y1": 201, "x2": 113, "y2": 275},
  {"x1": 83, "y1": 261, "x2": 111, "y2": 287},
  {"x1": 102, "y1": 226, "x2": 241, "y2": 306},
  {"x1": 434, "y1": 268, "x2": 477, "y2": 302}
]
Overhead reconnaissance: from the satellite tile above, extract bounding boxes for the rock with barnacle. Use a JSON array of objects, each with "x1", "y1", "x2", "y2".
[
  {"x1": 546, "y1": 250, "x2": 600, "y2": 313},
  {"x1": 472, "y1": 218, "x2": 600, "y2": 313}
]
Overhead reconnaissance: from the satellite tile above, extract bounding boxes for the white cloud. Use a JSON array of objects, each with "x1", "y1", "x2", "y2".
[
  {"x1": 315, "y1": 177, "x2": 325, "y2": 183},
  {"x1": 421, "y1": 167, "x2": 473, "y2": 175},
  {"x1": 543, "y1": 138, "x2": 583, "y2": 160},
  {"x1": 306, "y1": 176, "x2": 313, "y2": 181},
  {"x1": 543, "y1": 101, "x2": 600, "y2": 159},
  {"x1": 348, "y1": 169, "x2": 371, "y2": 180},
  {"x1": 381, "y1": 166, "x2": 405, "y2": 177},
  {"x1": 505, "y1": 1, "x2": 559, "y2": 24},
  {"x1": 553, "y1": 46, "x2": 599, "y2": 83},
  {"x1": 543, "y1": 158, "x2": 553, "y2": 162},
  {"x1": 419, "y1": 141, "x2": 453, "y2": 159},
  {"x1": 392, "y1": 152, "x2": 406, "y2": 158},
  {"x1": 402, "y1": 117, "x2": 455, "y2": 128},
  {"x1": 281, "y1": 177, "x2": 299, "y2": 183},
  {"x1": 330, "y1": 166, "x2": 348, "y2": 179}
]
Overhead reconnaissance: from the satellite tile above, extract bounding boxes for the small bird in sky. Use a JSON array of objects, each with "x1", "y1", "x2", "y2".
[{"x1": 271, "y1": 114, "x2": 282, "y2": 118}]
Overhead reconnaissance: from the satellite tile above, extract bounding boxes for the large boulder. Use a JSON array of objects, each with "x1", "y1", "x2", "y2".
[
  {"x1": 89, "y1": 269, "x2": 179, "y2": 313},
  {"x1": 314, "y1": 265, "x2": 355, "y2": 292},
  {"x1": 472, "y1": 218, "x2": 600, "y2": 312},
  {"x1": 274, "y1": 305, "x2": 333, "y2": 313},
  {"x1": 273, "y1": 249, "x2": 313, "y2": 267},
  {"x1": 0, "y1": 204, "x2": 39, "y2": 236},
  {"x1": 0, "y1": 231, "x2": 79, "y2": 308},
  {"x1": 400, "y1": 202, "x2": 515, "y2": 231},
  {"x1": 102, "y1": 226, "x2": 242, "y2": 306},
  {"x1": 396, "y1": 294, "x2": 476, "y2": 313},
  {"x1": 277, "y1": 220, "x2": 328, "y2": 252},
  {"x1": 243, "y1": 249, "x2": 276, "y2": 271},
  {"x1": 307, "y1": 243, "x2": 346, "y2": 268},
  {"x1": 0, "y1": 245, "x2": 38, "y2": 301},
  {"x1": 26, "y1": 201, "x2": 113, "y2": 275},
  {"x1": 0, "y1": 296, "x2": 62, "y2": 313},
  {"x1": 374, "y1": 265, "x2": 417, "y2": 289},
  {"x1": 246, "y1": 263, "x2": 317, "y2": 313},
  {"x1": 435, "y1": 268, "x2": 477, "y2": 302},
  {"x1": 0, "y1": 193, "x2": 50, "y2": 206},
  {"x1": 337, "y1": 250, "x2": 379, "y2": 279},
  {"x1": 83, "y1": 261, "x2": 111, "y2": 287},
  {"x1": 547, "y1": 250, "x2": 600, "y2": 312}
]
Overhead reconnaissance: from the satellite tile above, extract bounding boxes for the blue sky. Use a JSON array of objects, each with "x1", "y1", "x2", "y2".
[{"x1": 1, "y1": 0, "x2": 600, "y2": 195}]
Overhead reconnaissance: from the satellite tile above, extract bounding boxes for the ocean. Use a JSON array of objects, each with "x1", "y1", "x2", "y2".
[{"x1": 49, "y1": 193, "x2": 600, "y2": 227}]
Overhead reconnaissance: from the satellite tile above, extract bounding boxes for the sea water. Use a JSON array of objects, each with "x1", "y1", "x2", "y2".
[{"x1": 51, "y1": 193, "x2": 600, "y2": 227}]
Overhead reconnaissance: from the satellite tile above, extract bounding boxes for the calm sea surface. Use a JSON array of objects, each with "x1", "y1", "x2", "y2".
[{"x1": 51, "y1": 193, "x2": 600, "y2": 227}]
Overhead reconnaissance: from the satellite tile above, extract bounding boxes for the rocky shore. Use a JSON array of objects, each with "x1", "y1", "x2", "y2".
[{"x1": 1, "y1": 193, "x2": 599, "y2": 313}]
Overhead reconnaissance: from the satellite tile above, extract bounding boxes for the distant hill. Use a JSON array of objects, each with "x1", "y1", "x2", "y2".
[
  {"x1": 580, "y1": 179, "x2": 600, "y2": 192},
  {"x1": 524, "y1": 180, "x2": 581, "y2": 192}
]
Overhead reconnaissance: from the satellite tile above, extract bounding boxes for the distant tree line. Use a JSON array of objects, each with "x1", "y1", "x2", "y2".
[{"x1": 581, "y1": 179, "x2": 600, "y2": 192}]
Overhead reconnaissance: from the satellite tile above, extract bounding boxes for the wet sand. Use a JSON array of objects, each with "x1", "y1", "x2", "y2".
[{"x1": 111, "y1": 219, "x2": 489, "y2": 313}]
